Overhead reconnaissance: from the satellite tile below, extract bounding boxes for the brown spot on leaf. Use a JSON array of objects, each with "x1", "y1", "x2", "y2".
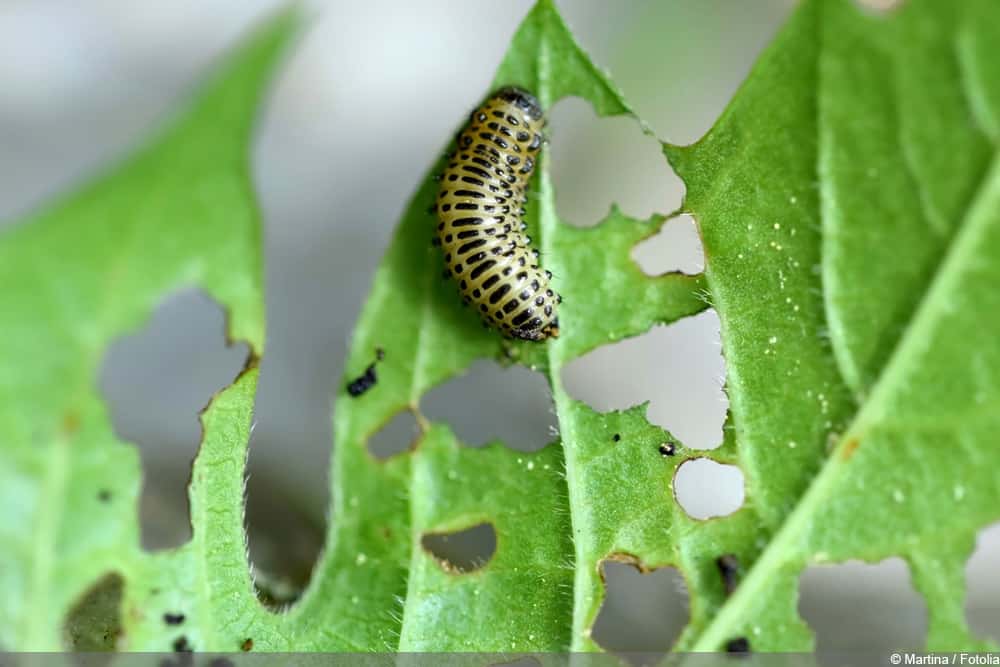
[
  {"x1": 61, "y1": 411, "x2": 81, "y2": 437},
  {"x1": 841, "y1": 437, "x2": 860, "y2": 461}
]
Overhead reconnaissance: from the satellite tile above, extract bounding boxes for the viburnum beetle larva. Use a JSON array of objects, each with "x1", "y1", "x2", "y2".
[{"x1": 434, "y1": 86, "x2": 561, "y2": 341}]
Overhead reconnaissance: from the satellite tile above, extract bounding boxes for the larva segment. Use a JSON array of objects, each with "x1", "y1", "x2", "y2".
[{"x1": 435, "y1": 87, "x2": 561, "y2": 342}]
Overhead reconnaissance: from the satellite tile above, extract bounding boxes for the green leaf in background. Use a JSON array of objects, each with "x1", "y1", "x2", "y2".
[
  {"x1": 665, "y1": 0, "x2": 1000, "y2": 651},
  {"x1": 0, "y1": 11, "x2": 295, "y2": 651}
]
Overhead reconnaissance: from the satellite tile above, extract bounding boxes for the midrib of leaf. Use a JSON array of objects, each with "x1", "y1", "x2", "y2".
[
  {"x1": 687, "y1": 5, "x2": 1000, "y2": 650},
  {"x1": 530, "y1": 17, "x2": 608, "y2": 652}
]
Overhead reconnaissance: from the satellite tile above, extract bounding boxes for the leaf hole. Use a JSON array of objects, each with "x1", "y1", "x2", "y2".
[
  {"x1": 631, "y1": 213, "x2": 704, "y2": 276},
  {"x1": 561, "y1": 310, "x2": 727, "y2": 450},
  {"x1": 63, "y1": 572, "x2": 124, "y2": 653},
  {"x1": 245, "y1": 474, "x2": 324, "y2": 611},
  {"x1": 547, "y1": 96, "x2": 683, "y2": 228},
  {"x1": 367, "y1": 409, "x2": 421, "y2": 460},
  {"x1": 593, "y1": 559, "x2": 689, "y2": 659},
  {"x1": 420, "y1": 360, "x2": 556, "y2": 452},
  {"x1": 966, "y1": 521, "x2": 1000, "y2": 641},
  {"x1": 421, "y1": 522, "x2": 497, "y2": 574},
  {"x1": 672, "y1": 458, "x2": 744, "y2": 519},
  {"x1": 99, "y1": 289, "x2": 248, "y2": 550},
  {"x1": 799, "y1": 558, "x2": 926, "y2": 650}
]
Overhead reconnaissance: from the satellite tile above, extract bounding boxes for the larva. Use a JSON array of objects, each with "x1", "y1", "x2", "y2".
[{"x1": 435, "y1": 86, "x2": 561, "y2": 341}]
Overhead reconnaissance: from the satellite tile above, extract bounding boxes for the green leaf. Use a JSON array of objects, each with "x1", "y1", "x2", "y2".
[
  {"x1": 665, "y1": 0, "x2": 1000, "y2": 651},
  {"x1": 291, "y1": 0, "x2": 707, "y2": 652},
  {"x1": 0, "y1": 11, "x2": 295, "y2": 651}
]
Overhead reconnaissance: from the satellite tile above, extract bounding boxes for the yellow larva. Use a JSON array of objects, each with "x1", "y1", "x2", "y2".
[{"x1": 435, "y1": 87, "x2": 561, "y2": 341}]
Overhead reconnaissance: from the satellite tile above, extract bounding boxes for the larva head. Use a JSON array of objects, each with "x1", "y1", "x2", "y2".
[{"x1": 495, "y1": 86, "x2": 544, "y2": 123}]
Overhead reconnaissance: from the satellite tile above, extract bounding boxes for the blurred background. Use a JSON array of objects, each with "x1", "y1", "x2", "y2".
[{"x1": 0, "y1": 0, "x2": 995, "y2": 653}]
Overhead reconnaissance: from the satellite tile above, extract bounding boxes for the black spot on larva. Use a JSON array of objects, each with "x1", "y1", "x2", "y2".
[
  {"x1": 717, "y1": 554, "x2": 740, "y2": 596},
  {"x1": 612, "y1": 433, "x2": 621, "y2": 442},
  {"x1": 470, "y1": 260, "x2": 497, "y2": 280},
  {"x1": 163, "y1": 613, "x2": 185, "y2": 626},
  {"x1": 462, "y1": 164, "x2": 491, "y2": 179},
  {"x1": 437, "y1": 88, "x2": 560, "y2": 340},
  {"x1": 488, "y1": 284, "x2": 512, "y2": 305},
  {"x1": 725, "y1": 637, "x2": 751, "y2": 654},
  {"x1": 659, "y1": 443, "x2": 676, "y2": 457},
  {"x1": 511, "y1": 309, "x2": 533, "y2": 327},
  {"x1": 457, "y1": 239, "x2": 487, "y2": 254}
]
